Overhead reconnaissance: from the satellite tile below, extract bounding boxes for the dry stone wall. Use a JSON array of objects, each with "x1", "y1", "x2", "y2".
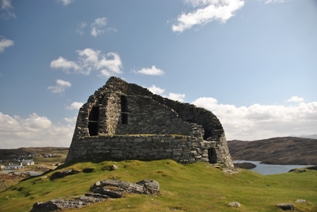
[
  {"x1": 66, "y1": 77, "x2": 233, "y2": 167},
  {"x1": 67, "y1": 135, "x2": 216, "y2": 163}
]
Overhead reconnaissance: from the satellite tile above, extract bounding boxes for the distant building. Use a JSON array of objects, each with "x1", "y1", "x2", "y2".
[
  {"x1": 21, "y1": 159, "x2": 34, "y2": 166},
  {"x1": 0, "y1": 165, "x2": 6, "y2": 170},
  {"x1": 7, "y1": 163, "x2": 23, "y2": 170}
]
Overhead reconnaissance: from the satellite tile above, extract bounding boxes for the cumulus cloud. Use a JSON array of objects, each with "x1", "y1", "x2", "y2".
[
  {"x1": 0, "y1": 112, "x2": 73, "y2": 148},
  {"x1": 58, "y1": 0, "x2": 74, "y2": 6},
  {"x1": 64, "y1": 116, "x2": 77, "y2": 124},
  {"x1": 147, "y1": 85, "x2": 185, "y2": 102},
  {"x1": 50, "y1": 48, "x2": 123, "y2": 76},
  {"x1": 50, "y1": 57, "x2": 80, "y2": 73},
  {"x1": 66, "y1": 102, "x2": 84, "y2": 110},
  {"x1": 172, "y1": 0, "x2": 244, "y2": 33},
  {"x1": 192, "y1": 97, "x2": 317, "y2": 140},
  {"x1": 76, "y1": 17, "x2": 116, "y2": 36},
  {"x1": 91, "y1": 17, "x2": 107, "y2": 37},
  {"x1": 0, "y1": 37, "x2": 14, "y2": 52},
  {"x1": 0, "y1": 0, "x2": 15, "y2": 19},
  {"x1": 287, "y1": 96, "x2": 304, "y2": 103},
  {"x1": 134, "y1": 66, "x2": 165, "y2": 76},
  {"x1": 168, "y1": 93, "x2": 186, "y2": 102},
  {"x1": 148, "y1": 85, "x2": 165, "y2": 95},
  {"x1": 48, "y1": 79, "x2": 71, "y2": 94}
]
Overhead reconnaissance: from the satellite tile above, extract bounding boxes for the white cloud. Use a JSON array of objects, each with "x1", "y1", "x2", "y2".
[
  {"x1": 0, "y1": 0, "x2": 15, "y2": 19},
  {"x1": 91, "y1": 17, "x2": 107, "y2": 37},
  {"x1": 0, "y1": 37, "x2": 14, "y2": 52},
  {"x1": 134, "y1": 66, "x2": 165, "y2": 76},
  {"x1": 66, "y1": 102, "x2": 84, "y2": 110},
  {"x1": 172, "y1": 0, "x2": 244, "y2": 33},
  {"x1": 168, "y1": 93, "x2": 186, "y2": 102},
  {"x1": 58, "y1": 0, "x2": 74, "y2": 6},
  {"x1": 77, "y1": 48, "x2": 123, "y2": 76},
  {"x1": 76, "y1": 21, "x2": 87, "y2": 35},
  {"x1": 148, "y1": 85, "x2": 165, "y2": 95},
  {"x1": 0, "y1": 112, "x2": 73, "y2": 148},
  {"x1": 77, "y1": 17, "x2": 116, "y2": 37},
  {"x1": 264, "y1": 0, "x2": 285, "y2": 3},
  {"x1": 50, "y1": 48, "x2": 123, "y2": 76},
  {"x1": 48, "y1": 79, "x2": 71, "y2": 94},
  {"x1": 50, "y1": 56, "x2": 80, "y2": 73},
  {"x1": 192, "y1": 97, "x2": 317, "y2": 140},
  {"x1": 64, "y1": 116, "x2": 77, "y2": 124},
  {"x1": 287, "y1": 96, "x2": 304, "y2": 103}
]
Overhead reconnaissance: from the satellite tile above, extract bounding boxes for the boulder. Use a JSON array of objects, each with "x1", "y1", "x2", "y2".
[
  {"x1": 136, "y1": 179, "x2": 160, "y2": 194},
  {"x1": 277, "y1": 203, "x2": 295, "y2": 210},
  {"x1": 50, "y1": 169, "x2": 81, "y2": 180},
  {"x1": 228, "y1": 202, "x2": 241, "y2": 207},
  {"x1": 31, "y1": 196, "x2": 106, "y2": 212}
]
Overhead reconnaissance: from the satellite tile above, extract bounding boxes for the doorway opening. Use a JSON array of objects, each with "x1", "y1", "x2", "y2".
[{"x1": 208, "y1": 148, "x2": 217, "y2": 163}]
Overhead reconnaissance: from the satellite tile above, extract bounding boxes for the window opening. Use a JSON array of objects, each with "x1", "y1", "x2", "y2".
[
  {"x1": 88, "y1": 106, "x2": 99, "y2": 136},
  {"x1": 122, "y1": 114, "x2": 128, "y2": 124},
  {"x1": 88, "y1": 122, "x2": 98, "y2": 136},
  {"x1": 121, "y1": 96, "x2": 128, "y2": 112},
  {"x1": 89, "y1": 106, "x2": 99, "y2": 121}
]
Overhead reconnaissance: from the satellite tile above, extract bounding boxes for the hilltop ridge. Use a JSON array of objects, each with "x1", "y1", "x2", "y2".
[{"x1": 228, "y1": 137, "x2": 317, "y2": 165}]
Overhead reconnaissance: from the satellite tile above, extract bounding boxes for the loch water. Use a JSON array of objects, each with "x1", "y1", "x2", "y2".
[{"x1": 233, "y1": 160, "x2": 310, "y2": 175}]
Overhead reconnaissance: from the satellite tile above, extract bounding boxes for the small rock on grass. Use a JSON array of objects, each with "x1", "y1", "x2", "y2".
[{"x1": 228, "y1": 202, "x2": 241, "y2": 208}]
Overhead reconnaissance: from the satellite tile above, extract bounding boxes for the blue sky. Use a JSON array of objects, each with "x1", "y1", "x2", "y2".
[{"x1": 0, "y1": 0, "x2": 316, "y2": 148}]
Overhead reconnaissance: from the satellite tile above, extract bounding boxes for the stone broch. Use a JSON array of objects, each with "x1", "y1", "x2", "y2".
[{"x1": 66, "y1": 77, "x2": 233, "y2": 167}]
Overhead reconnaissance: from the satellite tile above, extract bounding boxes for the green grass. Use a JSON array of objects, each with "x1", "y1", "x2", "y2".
[{"x1": 0, "y1": 160, "x2": 316, "y2": 212}]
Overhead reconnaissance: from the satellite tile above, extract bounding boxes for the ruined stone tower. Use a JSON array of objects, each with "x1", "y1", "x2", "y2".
[{"x1": 66, "y1": 77, "x2": 233, "y2": 167}]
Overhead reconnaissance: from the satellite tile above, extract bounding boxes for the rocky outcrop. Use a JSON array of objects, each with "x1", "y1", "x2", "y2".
[
  {"x1": 49, "y1": 169, "x2": 81, "y2": 180},
  {"x1": 66, "y1": 77, "x2": 233, "y2": 167},
  {"x1": 31, "y1": 179, "x2": 159, "y2": 212},
  {"x1": 276, "y1": 203, "x2": 295, "y2": 210}
]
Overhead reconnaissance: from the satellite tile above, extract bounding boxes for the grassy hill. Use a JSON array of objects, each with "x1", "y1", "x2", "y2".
[
  {"x1": 0, "y1": 147, "x2": 68, "y2": 161},
  {"x1": 0, "y1": 159, "x2": 316, "y2": 212},
  {"x1": 228, "y1": 137, "x2": 317, "y2": 165}
]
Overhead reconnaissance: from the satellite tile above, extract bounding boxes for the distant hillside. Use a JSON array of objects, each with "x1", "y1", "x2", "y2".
[
  {"x1": 0, "y1": 147, "x2": 68, "y2": 160},
  {"x1": 228, "y1": 137, "x2": 317, "y2": 165}
]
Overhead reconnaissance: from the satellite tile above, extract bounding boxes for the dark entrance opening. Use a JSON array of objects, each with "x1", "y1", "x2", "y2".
[
  {"x1": 208, "y1": 148, "x2": 217, "y2": 163},
  {"x1": 122, "y1": 113, "x2": 128, "y2": 124},
  {"x1": 88, "y1": 122, "x2": 98, "y2": 136},
  {"x1": 88, "y1": 106, "x2": 99, "y2": 136},
  {"x1": 121, "y1": 96, "x2": 128, "y2": 112},
  {"x1": 89, "y1": 106, "x2": 99, "y2": 121}
]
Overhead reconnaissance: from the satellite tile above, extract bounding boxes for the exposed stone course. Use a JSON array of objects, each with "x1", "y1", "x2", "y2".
[{"x1": 66, "y1": 77, "x2": 233, "y2": 167}]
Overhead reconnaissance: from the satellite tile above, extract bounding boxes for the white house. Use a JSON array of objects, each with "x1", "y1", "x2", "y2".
[
  {"x1": 21, "y1": 159, "x2": 34, "y2": 166},
  {"x1": 0, "y1": 165, "x2": 6, "y2": 170},
  {"x1": 7, "y1": 163, "x2": 23, "y2": 170}
]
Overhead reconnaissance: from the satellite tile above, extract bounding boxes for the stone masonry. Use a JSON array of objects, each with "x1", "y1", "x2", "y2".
[{"x1": 66, "y1": 77, "x2": 233, "y2": 167}]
